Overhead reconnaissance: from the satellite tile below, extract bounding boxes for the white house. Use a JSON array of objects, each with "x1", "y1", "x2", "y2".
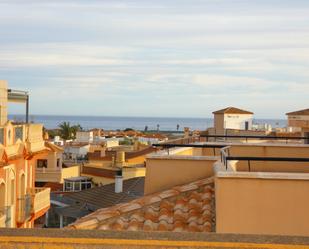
[
  {"x1": 76, "y1": 131, "x2": 94, "y2": 143},
  {"x1": 64, "y1": 143, "x2": 90, "y2": 160},
  {"x1": 213, "y1": 107, "x2": 254, "y2": 134}
]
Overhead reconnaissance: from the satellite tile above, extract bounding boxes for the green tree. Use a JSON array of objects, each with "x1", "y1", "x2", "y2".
[{"x1": 58, "y1": 122, "x2": 83, "y2": 140}]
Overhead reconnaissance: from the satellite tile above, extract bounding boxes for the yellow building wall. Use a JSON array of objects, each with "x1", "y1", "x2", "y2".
[
  {"x1": 216, "y1": 176, "x2": 309, "y2": 236},
  {"x1": 145, "y1": 157, "x2": 217, "y2": 195}
]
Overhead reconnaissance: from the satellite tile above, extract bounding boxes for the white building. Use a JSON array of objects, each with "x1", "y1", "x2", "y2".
[
  {"x1": 76, "y1": 131, "x2": 94, "y2": 143},
  {"x1": 64, "y1": 143, "x2": 90, "y2": 160},
  {"x1": 213, "y1": 107, "x2": 254, "y2": 134}
]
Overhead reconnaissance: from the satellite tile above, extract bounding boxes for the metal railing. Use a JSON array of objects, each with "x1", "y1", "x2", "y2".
[
  {"x1": 16, "y1": 194, "x2": 32, "y2": 223},
  {"x1": 152, "y1": 143, "x2": 226, "y2": 156},
  {"x1": 220, "y1": 146, "x2": 309, "y2": 171},
  {"x1": 200, "y1": 134, "x2": 308, "y2": 144}
]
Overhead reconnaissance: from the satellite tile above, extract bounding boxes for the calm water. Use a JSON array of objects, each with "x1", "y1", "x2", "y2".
[{"x1": 8, "y1": 114, "x2": 287, "y2": 131}]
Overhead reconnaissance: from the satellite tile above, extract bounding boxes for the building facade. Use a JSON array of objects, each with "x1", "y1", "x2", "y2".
[
  {"x1": 213, "y1": 107, "x2": 254, "y2": 135},
  {"x1": 0, "y1": 80, "x2": 50, "y2": 228}
]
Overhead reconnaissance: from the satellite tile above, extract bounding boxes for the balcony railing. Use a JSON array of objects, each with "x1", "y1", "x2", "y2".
[
  {"x1": 0, "y1": 206, "x2": 12, "y2": 228},
  {"x1": 28, "y1": 188, "x2": 50, "y2": 215},
  {"x1": 16, "y1": 194, "x2": 32, "y2": 224}
]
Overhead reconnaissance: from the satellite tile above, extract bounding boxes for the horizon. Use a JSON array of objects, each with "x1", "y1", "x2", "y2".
[
  {"x1": 1, "y1": 0, "x2": 308, "y2": 118},
  {"x1": 8, "y1": 113, "x2": 287, "y2": 120}
]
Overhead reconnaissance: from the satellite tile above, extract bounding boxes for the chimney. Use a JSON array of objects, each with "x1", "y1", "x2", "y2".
[
  {"x1": 115, "y1": 170, "x2": 123, "y2": 193},
  {"x1": 116, "y1": 151, "x2": 125, "y2": 167}
]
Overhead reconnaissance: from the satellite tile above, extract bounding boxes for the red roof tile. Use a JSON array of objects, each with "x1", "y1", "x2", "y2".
[
  {"x1": 213, "y1": 107, "x2": 253, "y2": 115},
  {"x1": 68, "y1": 177, "x2": 215, "y2": 233}
]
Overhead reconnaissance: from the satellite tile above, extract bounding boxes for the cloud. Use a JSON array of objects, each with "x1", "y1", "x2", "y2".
[{"x1": 1, "y1": 0, "x2": 309, "y2": 118}]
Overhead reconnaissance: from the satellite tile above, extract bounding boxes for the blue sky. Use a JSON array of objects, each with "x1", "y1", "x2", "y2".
[{"x1": 1, "y1": 0, "x2": 309, "y2": 118}]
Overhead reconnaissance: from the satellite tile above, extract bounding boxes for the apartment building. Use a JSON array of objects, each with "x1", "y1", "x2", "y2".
[{"x1": 0, "y1": 80, "x2": 50, "y2": 228}]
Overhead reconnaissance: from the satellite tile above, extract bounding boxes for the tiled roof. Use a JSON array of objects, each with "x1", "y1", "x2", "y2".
[
  {"x1": 45, "y1": 142, "x2": 63, "y2": 152},
  {"x1": 286, "y1": 108, "x2": 309, "y2": 116},
  {"x1": 213, "y1": 107, "x2": 253, "y2": 115},
  {"x1": 69, "y1": 177, "x2": 215, "y2": 232},
  {"x1": 63, "y1": 177, "x2": 145, "y2": 210}
]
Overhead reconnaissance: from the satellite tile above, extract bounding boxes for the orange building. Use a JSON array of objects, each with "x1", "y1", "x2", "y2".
[{"x1": 0, "y1": 80, "x2": 50, "y2": 228}]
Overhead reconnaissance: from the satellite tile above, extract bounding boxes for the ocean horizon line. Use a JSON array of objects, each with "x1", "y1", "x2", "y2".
[{"x1": 8, "y1": 114, "x2": 286, "y2": 121}]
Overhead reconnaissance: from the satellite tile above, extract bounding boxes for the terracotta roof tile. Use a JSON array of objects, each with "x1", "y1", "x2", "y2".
[
  {"x1": 69, "y1": 176, "x2": 215, "y2": 233},
  {"x1": 213, "y1": 107, "x2": 253, "y2": 115},
  {"x1": 286, "y1": 108, "x2": 309, "y2": 116}
]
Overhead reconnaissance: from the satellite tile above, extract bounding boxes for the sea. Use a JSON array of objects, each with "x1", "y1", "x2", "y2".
[{"x1": 8, "y1": 114, "x2": 287, "y2": 131}]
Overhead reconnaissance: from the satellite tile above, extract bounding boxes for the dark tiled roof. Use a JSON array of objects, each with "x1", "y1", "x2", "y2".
[
  {"x1": 64, "y1": 177, "x2": 145, "y2": 210},
  {"x1": 213, "y1": 107, "x2": 253, "y2": 115},
  {"x1": 286, "y1": 108, "x2": 309, "y2": 116},
  {"x1": 69, "y1": 177, "x2": 215, "y2": 232}
]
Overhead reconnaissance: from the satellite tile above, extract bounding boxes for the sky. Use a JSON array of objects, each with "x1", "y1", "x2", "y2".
[{"x1": 1, "y1": 0, "x2": 309, "y2": 119}]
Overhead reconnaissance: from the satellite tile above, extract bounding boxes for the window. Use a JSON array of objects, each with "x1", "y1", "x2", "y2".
[
  {"x1": 14, "y1": 127, "x2": 23, "y2": 142},
  {"x1": 0, "y1": 128, "x2": 4, "y2": 145},
  {"x1": 57, "y1": 159, "x2": 61, "y2": 168},
  {"x1": 37, "y1": 159, "x2": 48, "y2": 168}
]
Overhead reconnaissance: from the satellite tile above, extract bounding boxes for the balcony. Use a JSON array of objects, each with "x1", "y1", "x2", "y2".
[
  {"x1": 28, "y1": 188, "x2": 50, "y2": 218},
  {"x1": 16, "y1": 188, "x2": 50, "y2": 225},
  {"x1": 35, "y1": 166, "x2": 80, "y2": 183},
  {"x1": 16, "y1": 194, "x2": 32, "y2": 224}
]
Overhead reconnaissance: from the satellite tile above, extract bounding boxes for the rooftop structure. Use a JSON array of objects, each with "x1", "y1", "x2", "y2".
[
  {"x1": 286, "y1": 108, "x2": 309, "y2": 139},
  {"x1": 212, "y1": 107, "x2": 254, "y2": 135}
]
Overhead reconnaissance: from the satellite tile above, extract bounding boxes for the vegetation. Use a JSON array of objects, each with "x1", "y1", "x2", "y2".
[
  {"x1": 124, "y1": 128, "x2": 135, "y2": 132},
  {"x1": 58, "y1": 122, "x2": 83, "y2": 140},
  {"x1": 119, "y1": 137, "x2": 134, "y2": 145}
]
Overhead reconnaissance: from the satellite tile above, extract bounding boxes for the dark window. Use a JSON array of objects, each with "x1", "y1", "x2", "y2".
[
  {"x1": 57, "y1": 159, "x2": 60, "y2": 167},
  {"x1": 37, "y1": 159, "x2": 48, "y2": 168},
  {"x1": 0, "y1": 128, "x2": 4, "y2": 145},
  {"x1": 14, "y1": 127, "x2": 23, "y2": 142},
  {"x1": 245, "y1": 121, "x2": 249, "y2": 130}
]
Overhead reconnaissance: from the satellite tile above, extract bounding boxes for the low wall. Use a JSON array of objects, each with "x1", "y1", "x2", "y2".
[
  {"x1": 145, "y1": 155, "x2": 218, "y2": 195},
  {"x1": 61, "y1": 166, "x2": 80, "y2": 183},
  {"x1": 216, "y1": 171, "x2": 309, "y2": 236},
  {"x1": 0, "y1": 229, "x2": 308, "y2": 249}
]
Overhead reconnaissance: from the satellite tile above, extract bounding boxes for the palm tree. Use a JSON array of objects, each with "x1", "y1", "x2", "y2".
[
  {"x1": 58, "y1": 122, "x2": 83, "y2": 140},
  {"x1": 58, "y1": 122, "x2": 73, "y2": 140},
  {"x1": 176, "y1": 124, "x2": 180, "y2": 131}
]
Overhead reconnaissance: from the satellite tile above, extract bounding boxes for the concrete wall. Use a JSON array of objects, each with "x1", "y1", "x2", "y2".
[
  {"x1": 214, "y1": 114, "x2": 224, "y2": 135},
  {"x1": 145, "y1": 156, "x2": 217, "y2": 195},
  {"x1": 288, "y1": 115, "x2": 309, "y2": 129},
  {"x1": 76, "y1": 132, "x2": 94, "y2": 143},
  {"x1": 216, "y1": 172, "x2": 309, "y2": 236},
  {"x1": 214, "y1": 114, "x2": 253, "y2": 135},
  {"x1": 229, "y1": 144, "x2": 309, "y2": 158},
  {"x1": 0, "y1": 229, "x2": 307, "y2": 249},
  {"x1": 224, "y1": 114, "x2": 253, "y2": 130}
]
